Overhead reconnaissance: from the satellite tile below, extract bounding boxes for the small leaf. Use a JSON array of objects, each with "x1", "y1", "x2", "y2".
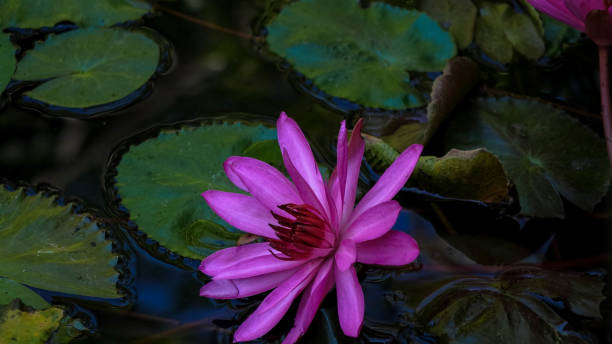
[
  {"x1": 0, "y1": 33, "x2": 15, "y2": 93},
  {"x1": 13, "y1": 28, "x2": 160, "y2": 109},
  {"x1": 0, "y1": 186, "x2": 120, "y2": 299},
  {"x1": 110, "y1": 120, "x2": 280, "y2": 261},
  {"x1": 266, "y1": 0, "x2": 456, "y2": 109},
  {"x1": 443, "y1": 97, "x2": 610, "y2": 218},
  {"x1": 0, "y1": 0, "x2": 150, "y2": 29},
  {"x1": 0, "y1": 278, "x2": 49, "y2": 310},
  {"x1": 418, "y1": 0, "x2": 477, "y2": 49}
]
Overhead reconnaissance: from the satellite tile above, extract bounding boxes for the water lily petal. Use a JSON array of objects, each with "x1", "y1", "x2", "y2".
[
  {"x1": 200, "y1": 243, "x2": 304, "y2": 279},
  {"x1": 233, "y1": 260, "x2": 319, "y2": 342},
  {"x1": 201, "y1": 190, "x2": 277, "y2": 239},
  {"x1": 341, "y1": 119, "x2": 364, "y2": 227},
  {"x1": 277, "y1": 112, "x2": 328, "y2": 211},
  {"x1": 335, "y1": 265, "x2": 364, "y2": 337},
  {"x1": 199, "y1": 268, "x2": 296, "y2": 299},
  {"x1": 528, "y1": 0, "x2": 585, "y2": 30},
  {"x1": 328, "y1": 121, "x2": 348, "y2": 225},
  {"x1": 351, "y1": 144, "x2": 422, "y2": 222},
  {"x1": 283, "y1": 258, "x2": 335, "y2": 344},
  {"x1": 225, "y1": 156, "x2": 302, "y2": 212},
  {"x1": 356, "y1": 230, "x2": 419, "y2": 266},
  {"x1": 223, "y1": 157, "x2": 248, "y2": 191},
  {"x1": 564, "y1": 0, "x2": 607, "y2": 22},
  {"x1": 334, "y1": 239, "x2": 356, "y2": 272},
  {"x1": 344, "y1": 200, "x2": 401, "y2": 243}
]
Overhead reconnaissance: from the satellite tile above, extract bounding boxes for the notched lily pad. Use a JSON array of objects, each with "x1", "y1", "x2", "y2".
[
  {"x1": 443, "y1": 96, "x2": 610, "y2": 218},
  {"x1": 108, "y1": 119, "x2": 281, "y2": 262},
  {"x1": 266, "y1": 0, "x2": 456, "y2": 110},
  {"x1": 13, "y1": 27, "x2": 160, "y2": 111},
  {"x1": 0, "y1": 33, "x2": 16, "y2": 94},
  {"x1": 0, "y1": 0, "x2": 151, "y2": 29},
  {"x1": 0, "y1": 186, "x2": 120, "y2": 299}
]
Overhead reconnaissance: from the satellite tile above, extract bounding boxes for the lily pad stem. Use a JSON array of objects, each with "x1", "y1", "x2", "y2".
[{"x1": 598, "y1": 46, "x2": 612, "y2": 168}]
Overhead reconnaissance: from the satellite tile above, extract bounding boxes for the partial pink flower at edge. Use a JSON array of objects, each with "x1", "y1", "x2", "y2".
[
  {"x1": 199, "y1": 112, "x2": 422, "y2": 343},
  {"x1": 527, "y1": 0, "x2": 610, "y2": 32}
]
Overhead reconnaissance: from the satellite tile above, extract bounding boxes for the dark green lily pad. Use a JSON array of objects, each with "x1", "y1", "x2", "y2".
[
  {"x1": 474, "y1": 1, "x2": 545, "y2": 64},
  {"x1": 266, "y1": 0, "x2": 456, "y2": 109},
  {"x1": 444, "y1": 97, "x2": 610, "y2": 218},
  {"x1": 13, "y1": 28, "x2": 160, "y2": 109},
  {"x1": 0, "y1": 278, "x2": 49, "y2": 310},
  {"x1": 418, "y1": 0, "x2": 477, "y2": 49},
  {"x1": 0, "y1": 33, "x2": 15, "y2": 94},
  {"x1": 0, "y1": 0, "x2": 150, "y2": 29},
  {"x1": 0, "y1": 186, "x2": 119, "y2": 299},
  {"x1": 111, "y1": 120, "x2": 280, "y2": 261},
  {"x1": 541, "y1": 15, "x2": 581, "y2": 58}
]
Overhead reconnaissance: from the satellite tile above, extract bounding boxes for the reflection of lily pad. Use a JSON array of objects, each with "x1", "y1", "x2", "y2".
[
  {"x1": 444, "y1": 97, "x2": 610, "y2": 218},
  {"x1": 0, "y1": 0, "x2": 150, "y2": 29},
  {"x1": 0, "y1": 33, "x2": 15, "y2": 94},
  {"x1": 266, "y1": 0, "x2": 456, "y2": 109},
  {"x1": 110, "y1": 120, "x2": 280, "y2": 261},
  {"x1": 0, "y1": 186, "x2": 119, "y2": 299},
  {"x1": 0, "y1": 278, "x2": 49, "y2": 310},
  {"x1": 13, "y1": 28, "x2": 160, "y2": 109}
]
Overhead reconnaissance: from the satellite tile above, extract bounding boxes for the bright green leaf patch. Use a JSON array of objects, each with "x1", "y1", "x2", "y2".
[
  {"x1": 266, "y1": 0, "x2": 456, "y2": 109},
  {"x1": 0, "y1": 187, "x2": 120, "y2": 299},
  {"x1": 112, "y1": 121, "x2": 279, "y2": 261},
  {"x1": 0, "y1": 0, "x2": 150, "y2": 29},
  {"x1": 0, "y1": 301, "x2": 64, "y2": 344},
  {"x1": 0, "y1": 278, "x2": 49, "y2": 310},
  {"x1": 0, "y1": 33, "x2": 15, "y2": 94},
  {"x1": 444, "y1": 97, "x2": 610, "y2": 218},
  {"x1": 13, "y1": 28, "x2": 160, "y2": 109}
]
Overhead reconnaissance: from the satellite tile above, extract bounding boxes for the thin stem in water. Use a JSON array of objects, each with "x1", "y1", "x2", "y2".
[{"x1": 598, "y1": 46, "x2": 612, "y2": 168}]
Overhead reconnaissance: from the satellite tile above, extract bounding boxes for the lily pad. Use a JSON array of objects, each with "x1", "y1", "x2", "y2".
[
  {"x1": 0, "y1": 278, "x2": 49, "y2": 310},
  {"x1": 418, "y1": 0, "x2": 477, "y2": 49},
  {"x1": 474, "y1": 1, "x2": 545, "y2": 64},
  {"x1": 13, "y1": 27, "x2": 160, "y2": 109},
  {"x1": 444, "y1": 97, "x2": 610, "y2": 218},
  {"x1": 541, "y1": 15, "x2": 581, "y2": 58},
  {"x1": 266, "y1": 0, "x2": 456, "y2": 109},
  {"x1": 0, "y1": 186, "x2": 120, "y2": 299},
  {"x1": 0, "y1": 33, "x2": 15, "y2": 94},
  {"x1": 0, "y1": 300, "x2": 65, "y2": 344},
  {"x1": 110, "y1": 120, "x2": 281, "y2": 261},
  {"x1": 0, "y1": 0, "x2": 150, "y2": 29}
]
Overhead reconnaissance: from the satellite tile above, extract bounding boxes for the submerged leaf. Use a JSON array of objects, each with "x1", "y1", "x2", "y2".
[
  {"x1": 0, "y1": 0, "x2": 150, "y2": 29},
  {"x1": 111, "y1": 120, "x2": 280, "y2": 261},
  {"x1": 0, "y1": 186, "x2": 119, "y2": 299},
  {"x1": 0, "y1": 33, "x2": 15, "y2": 94},
  {"x1": 444, "y1": 97, "x2": 610, "y2": 218},
  {"x1": 13, "y1": 28, "x2": 159, "y2": 109},
  {"x1": 266, "y1": 0, "x2": 456, "y2": 109}
]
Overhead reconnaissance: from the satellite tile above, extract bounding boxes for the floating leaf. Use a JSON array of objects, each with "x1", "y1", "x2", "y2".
[
  {"x1": 381, "y1": 57, "x2": 480, "y2": 151},
  {"x1": 110, "y1": 120, "x2": 281, "y2": 261},
  {"x1": 0, "y1": 33, "x2": 15, "y2": 94},
  {"x1": 0, "y1": 300, "x2": 65, "y2": 344},
  {"x1": 418, "y1": 0, "x2": 477, "y2": 49},
  {"x1": 0, "y1": 278, "x2": 49, "y2": 310},
  {"x1": 444, "y1": 97, "x2": 610, "y2": 218},
  {"x1": 541, "y1": 15, "x2": 581, "y2": 58},
  {"x1": 13, "y1": 28, "x2": 160, "y2": 109},
  {"x1": 266, "y1": 0, "x2": 456, "y2": 109},
  {"x1": 0, "y1": 186, "x2": 119, "y2": 299},
  {"x1": 0, "y1": 0, "x2": 150, "y2": 29},
  {"x1": 474, "y1": 1, "x2": 545, "y2": 64}
]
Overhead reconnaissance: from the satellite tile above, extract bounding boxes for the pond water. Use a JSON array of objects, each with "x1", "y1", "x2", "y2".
[{"x1": 0, "y1": 0, "x2": 610, "y2": 343}]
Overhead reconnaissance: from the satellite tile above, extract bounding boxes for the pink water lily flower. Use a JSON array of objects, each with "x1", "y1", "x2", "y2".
[
  {"x1": 527, "y1": 0, "x2": 611, "y2": 31},
  {"x1": 199, "y1": 112, "x2": 422, "y2": 343}
]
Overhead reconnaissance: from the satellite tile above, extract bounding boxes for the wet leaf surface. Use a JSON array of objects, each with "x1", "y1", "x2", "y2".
[
  {"x1": 0, "y1": 186, "x2": 119, "y2": 299},
  {"x1": 266, "y1": 0, "x2": 456, "y2": 109},
  {"x1": 13, "y1": 28, "x2": 160, "y2": 110},
  {"x1": 444, "y1": 97, "x2": 610, "y2": 218}
]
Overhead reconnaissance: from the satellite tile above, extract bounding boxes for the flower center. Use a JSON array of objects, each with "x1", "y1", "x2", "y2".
[{"x1": 268, "y1": 204, "x2": 334, "y2": 260}]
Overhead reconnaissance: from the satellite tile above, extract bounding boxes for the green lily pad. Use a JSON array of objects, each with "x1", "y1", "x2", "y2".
[
  {"x1": 0, "y1": 0, "x2": 150, "y2": 29},
  {"x1": 418, "y1": 0, "x2": 477, "y2": 49},
  {"x1": 0, "y1": 186, "x2": 119, "y2": 299},
  {"x1": 266, "y1": 0, "x2": 456, "y2": 109},
  {"x1": 444, "y1": 97, "x2": 610, "y2": 218},
  {"x1": 13, "y1": 28, "x2": 160, "y2": 109},
  {"x1": 0, "y1": 33, "x2": 15, "y2": 94},
  {"x1": 381, "y1": 56, "x2": 480, "y2": 151},
  {"x1": 541, "y1": 15, "x2": 581, "y2": 58},
  {"x1": 111, "y1": 120, "x2": 281, "y2": 261},
  {"x1": 0, "y1": 300, "x2": 65, "y2": 344},
  {"x1": 0, "y1": 278, "x2": 49, "y2": 310},
  {"x1": 474, "y1": 1, "x2": 545, "y2": 64}
]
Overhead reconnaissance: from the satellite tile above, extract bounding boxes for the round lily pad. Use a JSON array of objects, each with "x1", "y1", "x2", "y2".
[
  {"x1": 0, "y1": 186, "x2": 120, "y2": 299},
  {"x1": 0, "y1": 33, "x2": 15, "y2": 94},
  {"x1": 0, "y1": 0, "x2": 150, "y2": 29},
  {"x1": 108, "y1": 119, "x2": 283, "y2": 262},
  {"x1": 13, "y1": 27, "x2": 160, "y2": 110},
  {"x1": 266, "y1": 0, "x2": 456, "y2": 110}
]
